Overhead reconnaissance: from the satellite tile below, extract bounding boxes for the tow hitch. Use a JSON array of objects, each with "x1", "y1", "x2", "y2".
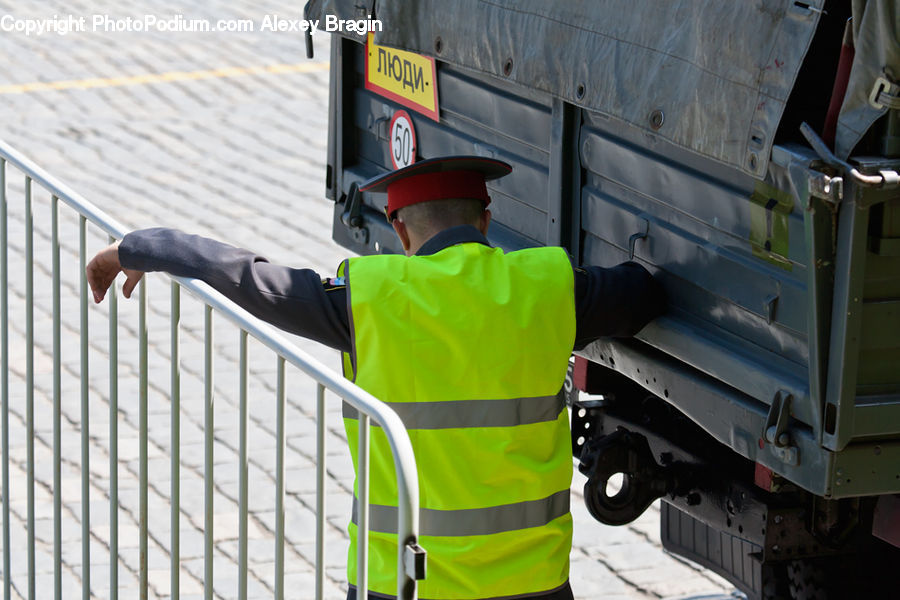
[{"x1": 578, "y1": 427, "x2": 685, "y2": 525}]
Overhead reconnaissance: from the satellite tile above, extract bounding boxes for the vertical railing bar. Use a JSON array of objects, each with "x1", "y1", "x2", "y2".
[
  {"x1": 357, "y1": 413, "x2": 370, "y2": 600},
  {"x1": 315, "y1": 383, "x2": 326, "y2": 600},
  {"x1": 79, "y1": 215, "x2": 90, "y2": 600},
  {"x1": 25, "y1": 177, "x2": 35, "y2": 600},
  {"x1": 204, "y1": 306, "x2": 214, "y2": 600},
  {"x1": 108, "y1": 233, "x2": 118, "y2": 600},
  {"x1": 51, "y1": 197, "x2": 62, "y2": 600},
  {"x1": 238, "y1": 331, "x2": 249, "y2": 600},
  {"x1": 0, "y1": 157, "x2": 9, "y2": 600},
  {"x1": 139, "y1": 277, "x2": 148, "y2": 600},
  {"x1": 171, "y1": 282, "x2": 180, "y2": 600},
  {"x1": 275, "y1": 358, "x2": 286, "y2": 600}
]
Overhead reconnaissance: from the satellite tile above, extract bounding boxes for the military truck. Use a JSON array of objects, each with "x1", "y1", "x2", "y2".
[{"x1": 309, "y1": 1, "x2": 900, "y2": 597}]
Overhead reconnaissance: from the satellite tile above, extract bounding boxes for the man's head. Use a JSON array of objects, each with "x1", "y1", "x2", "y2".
[
  {"x1": 393, "y1": 197, "x2": 490, "y2": 255},
  {"x1": 359, "y1": 156, "x2": 512, "y2": 255}
]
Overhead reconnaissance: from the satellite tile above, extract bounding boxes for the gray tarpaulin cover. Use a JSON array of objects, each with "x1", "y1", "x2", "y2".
[{"x1": 311, "y1": 0, "x2": 897, "y2": 176}]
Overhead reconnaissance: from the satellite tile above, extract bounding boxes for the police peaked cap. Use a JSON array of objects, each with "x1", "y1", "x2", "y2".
[{"x1": 359, "y1": 155, "x2": 512, "y2": 220}]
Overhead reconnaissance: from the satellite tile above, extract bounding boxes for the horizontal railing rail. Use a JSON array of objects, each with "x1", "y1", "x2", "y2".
[{"x1": 0, "y1": 138, "x2": 422, "y2": 600}]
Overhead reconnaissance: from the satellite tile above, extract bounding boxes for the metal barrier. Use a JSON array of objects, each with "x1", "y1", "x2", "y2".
[{"x1": 0, "y1": 139, "x2": 422, "y2": 600}]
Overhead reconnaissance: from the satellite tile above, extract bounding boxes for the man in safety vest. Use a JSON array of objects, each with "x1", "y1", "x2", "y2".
[{"x1": 87, "y1": 156, "x2": 665, "y2": 600}]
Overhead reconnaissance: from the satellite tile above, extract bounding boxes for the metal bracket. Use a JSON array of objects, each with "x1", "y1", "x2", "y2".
[
  {"x1": 303, "y1": 1, "x2": 314, "y2": 59},
  {"x1": 763, "y1": 390, "x2": 799, "y2": 466},
  {"x1": 879, "y1": 169, "x2": 900, "y2": 187},
  {"x1": 341, "y1": 182, "x2": 363, "y2": 227},
  {"x1": 628, "y1": 218, "x2": 650, "y2": 260},
  {"x1": 764, "y1": 294, "x2": 779, "y2": 325},
  {"x1": 340, "y1": 182, "x2": 370, "y2": 244},
  {"x1": 869, "y1": 75, "x2": 900, "y2": 111},
  {"x1": 369, "y1": 115, "x2": 390, "y2": 141},
  {"x1": 808, "y1": 172, "x2": 843, "y2": 204},
  {"x1": 404, "y1": 542, "x2": 427, "y2": 580}
]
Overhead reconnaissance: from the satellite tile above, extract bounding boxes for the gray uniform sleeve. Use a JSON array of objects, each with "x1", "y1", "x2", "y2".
[
  {"x1": 118, "y1": 228, "x2": 352, "y2": 352},
  {"x1": 573, "y1": 262, "x2": 666, "y2": 349}
]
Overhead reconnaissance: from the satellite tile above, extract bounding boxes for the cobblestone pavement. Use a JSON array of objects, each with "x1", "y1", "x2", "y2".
[{"x1": 0, "y1": 2, "x2": 738, "y2": 599}]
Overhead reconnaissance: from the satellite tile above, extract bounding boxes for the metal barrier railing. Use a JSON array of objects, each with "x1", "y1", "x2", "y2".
[{"x1": 0, "y1": 139, "x2": 422, "y2": 600}]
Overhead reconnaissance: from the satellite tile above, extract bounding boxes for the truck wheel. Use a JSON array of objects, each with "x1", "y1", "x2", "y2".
[
  {"x1": 786, "y1": 559, "x2": 830, "y2": 600},
  {"x1": 761, "y1": 563, "x2": 790, "y2": 600}
]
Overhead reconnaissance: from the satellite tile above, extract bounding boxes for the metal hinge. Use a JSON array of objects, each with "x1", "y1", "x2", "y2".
[
  {"x1": 763, "y1": 390, "x2": 799, "y2": 466},
  {"x1": 404, "y1": 542, "x2": 426, "y2": 580},
  {"x1": 808, "y1": 172, "x2": 843, "y2": 204}
]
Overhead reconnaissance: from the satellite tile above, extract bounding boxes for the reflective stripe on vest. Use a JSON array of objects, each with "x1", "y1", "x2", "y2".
[
  {"x1": 352, "y1": 489, "x2": 570, "y2": 537},
  {"x1": 341, "y1": 394, "x2": 564, "y2": 429},
  {"x1": 340, "y1": 242, "x2": 576, "y2": 599}
]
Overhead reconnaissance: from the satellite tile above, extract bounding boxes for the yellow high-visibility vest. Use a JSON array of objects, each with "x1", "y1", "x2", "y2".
[{"x1": 338, "y1": 241, "x2": 575, "y2": 599}]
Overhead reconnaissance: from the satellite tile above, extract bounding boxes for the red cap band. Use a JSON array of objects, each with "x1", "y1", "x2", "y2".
[{"x1": 387, "y1": 170, "x2": 490, "y2": 218}]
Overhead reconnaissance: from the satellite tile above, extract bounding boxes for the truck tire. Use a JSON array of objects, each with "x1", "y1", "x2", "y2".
[
  {"x1": 786, "y1": 560, "x2": 830, "y2": 600},
  {"x1": 761, "y1": 564, "x2": 790, "y2": 600}
]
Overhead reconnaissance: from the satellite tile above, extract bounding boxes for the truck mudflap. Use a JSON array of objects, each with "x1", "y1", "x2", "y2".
[
  {"x1": 660, "y1": 501, "x2": 772, "y2": 600},
  {"x1": 662, "y1": 500, "x2": 900, "y2": 600}
]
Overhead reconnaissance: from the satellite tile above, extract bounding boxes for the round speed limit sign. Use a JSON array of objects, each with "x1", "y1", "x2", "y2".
[{"x1": 389, "y1": 110, "x2": 417, "y2": 170}]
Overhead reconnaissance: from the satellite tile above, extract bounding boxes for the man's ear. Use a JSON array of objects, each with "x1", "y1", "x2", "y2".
[
  {"x1": 479, "y1": 209, "x2": 492, "y2": 236},
  {"x1": 392, "y1": 218, "x2": 412, "y2": 253}
]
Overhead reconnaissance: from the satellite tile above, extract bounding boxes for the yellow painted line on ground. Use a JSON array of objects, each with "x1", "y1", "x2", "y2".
[{"x1": 0, "y1": 61, "x2": 329, "y2": 95}]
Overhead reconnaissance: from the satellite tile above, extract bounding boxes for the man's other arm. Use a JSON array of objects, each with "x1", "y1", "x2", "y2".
[{"x1": 573, "y1": 262, "x2": 666, "y2": 349}]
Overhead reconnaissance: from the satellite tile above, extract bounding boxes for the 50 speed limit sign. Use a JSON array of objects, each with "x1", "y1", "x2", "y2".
[{"x1": 389, "y1": 110, "x2": 417, "y2": 169}]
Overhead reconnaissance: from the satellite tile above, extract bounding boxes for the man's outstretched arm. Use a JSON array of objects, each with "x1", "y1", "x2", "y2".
[
  {"x1": 86, "y1": 228, "x2": 352, "y2": 352},
  {"x1": 573, "y1": 262, "x2": 666, "y2": 349}
]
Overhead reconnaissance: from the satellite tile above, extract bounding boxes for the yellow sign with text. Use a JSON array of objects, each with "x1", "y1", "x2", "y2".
[{"x1": 365, "y1": 33, "x2": 439, "y2": 121}]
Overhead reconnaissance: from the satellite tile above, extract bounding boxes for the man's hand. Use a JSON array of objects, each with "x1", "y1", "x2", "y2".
[{"x1": 86, "y1": 241, "x2": 145, "y2": 303}]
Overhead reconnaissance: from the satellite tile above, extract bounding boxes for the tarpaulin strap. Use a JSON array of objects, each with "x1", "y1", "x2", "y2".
[{"x1": 823, "y1": 19, "x2": 855, "y2": 148}]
